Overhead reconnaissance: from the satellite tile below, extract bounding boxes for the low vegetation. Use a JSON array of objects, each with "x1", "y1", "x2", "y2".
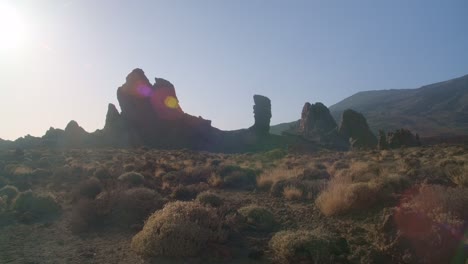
[{"x1": 0, "y1": 145, "x2": 466, "y2": 263}]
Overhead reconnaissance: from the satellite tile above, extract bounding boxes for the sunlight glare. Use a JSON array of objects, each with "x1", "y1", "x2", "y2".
[{"x1": 0, "y1": 2, "x2": 28, "y2": 52}]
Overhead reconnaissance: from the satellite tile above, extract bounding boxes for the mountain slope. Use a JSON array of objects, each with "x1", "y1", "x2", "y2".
[{"x1": 329, "y1": 74, "x2": 468, "y2": 136}]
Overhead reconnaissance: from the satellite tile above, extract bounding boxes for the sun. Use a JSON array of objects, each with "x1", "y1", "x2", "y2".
[{"x1": 0, "y1": 2, "x2": 28, "y2": 52}]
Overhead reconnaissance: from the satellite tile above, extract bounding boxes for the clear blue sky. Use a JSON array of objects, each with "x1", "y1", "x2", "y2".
[{"x1": 1, "y1": 0, "x2": 468, "y2": 140}]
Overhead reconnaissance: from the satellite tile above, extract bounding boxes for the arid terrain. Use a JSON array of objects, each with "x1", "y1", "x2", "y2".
[{"x1": 0, "y1": 145, "x2": 467, "y2": 264}]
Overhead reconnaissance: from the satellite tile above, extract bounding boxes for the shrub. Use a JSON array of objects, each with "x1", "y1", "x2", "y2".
[
  {"x1": 391, "y1": 185, "x2": 468, "y2": 263},
  {"x1": 0, "y1": 196, "x2": 6, "y2": 212},
  {"x1": 93, "y1": 167, "x2": 111, "y2": 180},
  {"x1": 13, "y1": 191, "x2": 61, "y2": 222},
  {"x1": 71, "y1": 187, "x2": 164, "y2": 232},
  {"x1": 223, "y1": 170, "x2": 256, "y2": 189},
  {"x1": 315, "y1": 178, "x2": 378, "y2": 216},
  {"x1": 260, "y1": 148, "x2": 287, "y2": 161},
  {"x1": 445, "y1": 165, "x2": 468, "y2": 188},
  {"x1": 70, "y1": 198, "x2": 102, "y2": 233},
  {"x1": 74, "y1": 178, "x2": 102, "y2": 199},
  {"x1": 111, "y1": 187, "x2": 164, "y2": 228},
  {"x1": 196, "y1": 191, "x2": 223, "y2": 207},
  {"x1": 269, "y1": 229, "x2": 349, "y2": 264},
  {"x1": 238, "y1": 205, "x2": 276, "y2": 232},
  {"x1": 298, "y1": 168, "x2": 330, "y2": 181},
  {"x1": 131, "y1": 201, "x2": 226, "y2": 257},
  {"x1": 257, "y1": 168, "x2": 302, "y2": 192},
  {"x1": 170, "y1": 185, "x2": 198, "y2": 201},
  {"x1": 404, "y1": 184, "x2": 468, "y2": 223},
  {"x1": 208, "y1": 165, "x2": 258, "y2": 189},
  {"x1": 118, "y1": 172, "x2": 144, "y2": 187},
  {"x1": 0, "y1": 185, "x2": 19, "y2": 203},
  {"x1": 0, "y1": 176, "x2": 6, "y2": 188},
  {"x1": 283, "y1": 186, "x2": 303, "y2": 200}
]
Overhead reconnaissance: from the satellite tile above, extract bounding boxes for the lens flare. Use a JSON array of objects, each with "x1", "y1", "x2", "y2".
[
  {"x1": 164, "y1": 96, "x2": 179, "y2": 109},
  {"x1": 137, "y1": 84, "x2": 152, "y2": 97}
]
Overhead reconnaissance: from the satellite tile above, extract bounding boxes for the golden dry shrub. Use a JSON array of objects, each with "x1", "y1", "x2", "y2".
[
  {"x1": 283, "y1": 186, "x2": 303, "y2": 201},
  {"x1": 445, "y1": 164, "x2": 468, "y2": 188},
  {"x1": 315, "y1": 178, "x2": 378, "y2": 216},
  {"x1": 256, "y1": 168, "x2": 302, "y2": 191},
  {"x1": 131, "y1": 201, "x2": 226, "y2": 257},
  {"x1": 269, "y1": 229, "x2": 349, "y2": 264}
]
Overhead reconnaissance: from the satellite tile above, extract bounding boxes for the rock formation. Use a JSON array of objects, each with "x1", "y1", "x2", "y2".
[
  {"x1": 339, "y1": 109, "x2": 377, "y2": 149},
  {"x1": 249, "y1": 95, "x2": 271, "y2": 135},
  {"x1": 299, "y1": 102, "x2": 337, "y2": 137},
  {"x1": 290, "y1": 102, "x2": 347, "y2": 149},
  {"x1": 0, "y1": 68, "x2": 319, "y2": 153},
  {"x1": 115, "y1": 68, "x2": 213, "y2": 148}
]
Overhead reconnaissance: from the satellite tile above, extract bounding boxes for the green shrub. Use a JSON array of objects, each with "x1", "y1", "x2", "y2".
[
  {"x1": 111, "y1": 187, "x2": 164, "y2": 228},
  {"x1": 13, "y1": 191, "x2": 61, "y2": 222},
  {"x1": 170, "y1": 185, "x2": 198, "y2": 201},
  {"x1": 70, "y1": 187, "x2": 164, "y2": 232},
  {"x1": 131, "y1": 201, "x2": 226, "y2": 257},
  {"x1": 118, "y1": 172, "x2": 144, "y2": 186},
  {"x1": 269, "y1": 229, "x2": 349, "y2": 264},
  {"x1": 216, "y1": 165, "x2": 257, "y2": 189},
  {"x1": 261, "y1": 148, "x2": 287, "y2": 161},
  {"x1": 93, "y1": 167, "x2": 111, "y2": 180},
  {"x1": 196, "y1": 191, "x2": 223, "y2": 207},
  {"x1": 0, "y1": 185, "x2": 19, "y2": 203},
  {"x1": 74, "y1": 178, "x2": 102, "y2": 199},
  {"x1": 238, "y1": 205, "x2": 276, "y2": 232}
]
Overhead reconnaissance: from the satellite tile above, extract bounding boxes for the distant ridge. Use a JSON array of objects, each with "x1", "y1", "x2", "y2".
[{"x1": 272, "y1": 74, "x2": 468, "y2": 137}]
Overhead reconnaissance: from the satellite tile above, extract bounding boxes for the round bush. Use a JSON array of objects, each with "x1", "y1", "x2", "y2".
[
  {"x1": 118, "y1": 172, "x2": 144, "y2": 186},
  {"x1": 131, "y1": 201, "x2": 226, "y2": 257},
  {"x1": 238, "y1": 205, "x2": 276, "y2": 232},
  {"x1": 196, "y1": 191, "x2": 223, "y2": 207},
  {"x1": 13, "y1": 191, "x2": 61, "y2": 221},
  {"x1": 112, "y1": 187, "x2": 164, "y2": 228},
  {"x1": 269, "y1": 229, "x2": 349, "y2": 263},
  {"x1": 93, "y1": 167, "x2": 111, "y2": 180},
  {"x1": 0, "y1": 185, "x2": 19, "y2": 202},
  {"x1": 75, "y1": 178, "x2": 102, "y2": 199}
]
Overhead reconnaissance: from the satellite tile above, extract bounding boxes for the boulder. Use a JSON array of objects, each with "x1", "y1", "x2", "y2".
[
  {"x1": 249, "y1": 95, "x2": 271, "y2": 135},
  {"x1": 339, "y1": 109, "x2": 377, "y2": 149}
]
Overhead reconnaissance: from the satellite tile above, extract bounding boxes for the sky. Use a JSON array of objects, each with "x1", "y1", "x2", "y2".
[{"x1": 1, "y1": 0, "x2": 468, "y2": 140}]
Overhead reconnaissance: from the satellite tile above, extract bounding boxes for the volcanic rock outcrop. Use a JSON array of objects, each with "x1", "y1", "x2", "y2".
[
  {"x1": 339, "y1": 109, "x2": 377, "y2": 149},
  {"x1": 249, "y1": 95, "x2": 271, "y2": 135},
  {"x1": 115, "y1": 68, "x2": 214, "y2": 149},
  {"x1": 299, "y1": 102, "x2": 337, "y2": 136}
]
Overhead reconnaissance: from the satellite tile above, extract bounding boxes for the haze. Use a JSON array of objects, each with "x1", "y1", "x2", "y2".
[{"x1": 1, "y1": 0, "x2": 468, "y2": 140}]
